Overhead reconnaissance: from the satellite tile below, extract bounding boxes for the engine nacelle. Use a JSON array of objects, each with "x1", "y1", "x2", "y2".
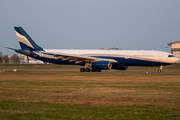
[{"x1": 91, "y1": 61, "x2": 112, "y2": 70}]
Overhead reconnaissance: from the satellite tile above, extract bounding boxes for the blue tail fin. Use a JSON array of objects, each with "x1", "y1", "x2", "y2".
[{"x1": 14, "y1": 27, "x2": 44, "y2": 51}]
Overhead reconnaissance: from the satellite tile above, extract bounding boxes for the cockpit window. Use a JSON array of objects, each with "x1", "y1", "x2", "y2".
[{"x1": 168, "y1": 55, "x2": 175, "y2": 57}]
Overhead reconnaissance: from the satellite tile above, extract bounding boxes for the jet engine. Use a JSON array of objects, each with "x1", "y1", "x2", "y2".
[{"x1": 91, "y1": 61, "x2": 112, "y2": 70}]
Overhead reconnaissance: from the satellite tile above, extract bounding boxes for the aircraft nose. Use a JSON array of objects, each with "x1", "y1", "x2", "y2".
[{"x1": 174, "y1": 57, "x2": 179, "y2": 63}]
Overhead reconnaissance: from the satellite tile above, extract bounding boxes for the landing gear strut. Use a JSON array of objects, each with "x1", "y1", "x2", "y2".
[{"x1": 80, "y1": 62, "x2": 102, "y2": 72}]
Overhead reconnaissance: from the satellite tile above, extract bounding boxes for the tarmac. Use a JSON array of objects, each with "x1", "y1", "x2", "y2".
[{"x1": 1, "y1": 71, "x2": 180, "y2": 74}]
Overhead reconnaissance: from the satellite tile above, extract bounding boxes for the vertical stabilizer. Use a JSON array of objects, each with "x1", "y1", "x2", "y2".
[{"x1": 14, "y1": 27, "x2": 44, "y2": 51}]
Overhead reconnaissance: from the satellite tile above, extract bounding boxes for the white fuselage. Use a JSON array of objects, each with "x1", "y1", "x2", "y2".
[{"x1": 44, "y1": 49, "x2": 178, "y2": 64}]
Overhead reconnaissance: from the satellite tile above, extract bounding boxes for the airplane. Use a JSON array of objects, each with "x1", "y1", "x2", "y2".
[{"x1": 5, "y1": 27, "x2": 179, "y2": 73}]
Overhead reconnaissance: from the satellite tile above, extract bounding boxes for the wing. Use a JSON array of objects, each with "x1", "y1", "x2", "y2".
[{"x1": 41, "y1": 51, "x2": 118, "y2": 64}]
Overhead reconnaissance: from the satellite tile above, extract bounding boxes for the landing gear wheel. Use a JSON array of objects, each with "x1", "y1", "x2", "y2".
[
  {"x1": 80, "y1": 68, "x2": 85, "y2": 72},
  {"x1": 158, "y1": 70, "x2": 161, "y2": 73},
  {"x1": 85, "y1": 68, "x2": 90, "y2": 72}
]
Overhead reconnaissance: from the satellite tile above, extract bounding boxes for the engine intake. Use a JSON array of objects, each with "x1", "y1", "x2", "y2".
[{"x1": 91, "y1": 61, "x2": 112, "y2": 70}]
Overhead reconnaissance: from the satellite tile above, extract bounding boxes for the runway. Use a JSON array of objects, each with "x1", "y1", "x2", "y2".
[{"x1": 1, "y1": 71, "x2": 180, "y2": 74}]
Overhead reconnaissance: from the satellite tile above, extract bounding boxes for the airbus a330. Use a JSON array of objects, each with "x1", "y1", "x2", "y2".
[{"x1": 5, "y1": 27, "x2": 179, "y2": 72}]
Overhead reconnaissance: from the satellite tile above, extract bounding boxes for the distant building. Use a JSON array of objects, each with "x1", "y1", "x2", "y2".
[
  {"x1": 19, "y1": 55, "x2": 43, "y2": 64},
  {"x1": 0, "y1": 52, "x2": 3, "y2": 57},
  {"x1": 0, "y1": 52, "x2": 45, "y2": 64},
  {"x1": 19, "y1": 55, "x2": 25, "y2": 63},
  {"x1": 107, "y1": 47, "x2": 122, "y2": 50},
  {"x1": 168, "y1": 41, "x2": 180, "y2": 63}
]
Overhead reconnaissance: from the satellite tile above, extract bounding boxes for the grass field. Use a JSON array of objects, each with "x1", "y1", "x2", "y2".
[
  {"x1": 0, "y1": 64, "x2": 180, "y2": 119},
  {"x1": 0, "y1": 63, "x2": 180, "y2": 72}
]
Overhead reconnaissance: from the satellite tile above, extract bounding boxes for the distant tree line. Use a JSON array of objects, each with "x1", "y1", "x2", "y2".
[{"x1": 0, "y1": 52, "x2": 20, "y2": 64}]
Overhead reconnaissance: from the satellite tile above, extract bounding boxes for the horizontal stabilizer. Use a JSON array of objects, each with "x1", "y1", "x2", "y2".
[{"x1": 4, "y1": 47, "x2": 30, "y2": 55}]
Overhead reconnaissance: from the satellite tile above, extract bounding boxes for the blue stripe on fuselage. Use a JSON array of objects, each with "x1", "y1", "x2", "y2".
[
  {"x1": 94, "y1": 56, "x2": 170, "y2": 66},
  {"x1": 25, "y1": 52, "x2": 170, "y2": 67},
  {"x1": 27, "y1": 51, "x2": 79, "y2": 65}
]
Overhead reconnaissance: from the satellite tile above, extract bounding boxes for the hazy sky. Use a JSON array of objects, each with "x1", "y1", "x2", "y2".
[{"x1": 1, "y1": 0, "x2": 180, "y2": 55}]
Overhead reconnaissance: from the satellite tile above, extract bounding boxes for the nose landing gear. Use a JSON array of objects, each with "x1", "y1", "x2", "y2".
[
  {"x1": 158, "y1": 69, "x2": 161, "y2": 73},
  {"x1": 158, "y1": 66, "x2": 162, "y2": 73}
]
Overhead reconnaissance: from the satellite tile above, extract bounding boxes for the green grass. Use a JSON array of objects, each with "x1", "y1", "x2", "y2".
[
  {"x1": 0, "y1": 100, "x2": 179, "y2": 120},
  {"x1": 0, "y1": 64, "x2": 180, "y2": 119}
]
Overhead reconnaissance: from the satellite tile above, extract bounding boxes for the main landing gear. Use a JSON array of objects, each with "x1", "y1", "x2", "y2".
[
  {"x1": 80, "y1": 68, "x2": 101, "y2": 72},
  {"x1": 158, "y1": 66, "x2": 163, "y2": 73},
  {"x1": 80, "y1": 62, "x2": 102, "y2": 72}
]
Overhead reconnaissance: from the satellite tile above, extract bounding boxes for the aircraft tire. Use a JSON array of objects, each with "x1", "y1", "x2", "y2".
[
  {"x1": 85, "y1": 68, "x2": 90, "y2": 72},
  {"x1": 80, "y1": 68, "x2": 85, "y2": 72},
  {"x1": 158, "y1": 70, "x2": 161, "y2": 73}
]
